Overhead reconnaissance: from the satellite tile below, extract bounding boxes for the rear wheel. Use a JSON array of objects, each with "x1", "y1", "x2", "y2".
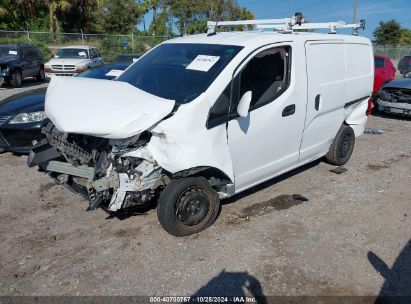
[
  {"x1": 325, "y1": 124, "x2": 355, "y2": 166},
  {"x1": 157, "y1": 177, "x2": 220, "y2": 237},
  {"x1": 10, "y1": 70, "x2": 22, "y2": 88}
]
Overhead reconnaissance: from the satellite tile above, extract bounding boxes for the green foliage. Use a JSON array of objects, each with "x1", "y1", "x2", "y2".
[
  {"x1": 99, "y1": 0, "x2": 146, "y2": 34},
  {"x1": 99, "y1": 37, "x2": 134, "y2": 62},
  {"x1": 400, "y1": 29, "x2": 411, "y2": 45},
  {"x1": 373, "y1": 20, "x2": 402, "y2": 45}
]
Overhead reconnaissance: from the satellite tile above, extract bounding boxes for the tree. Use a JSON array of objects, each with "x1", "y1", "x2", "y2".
[
  {"x1": 99, "y1": 0, "x2": 145, "y2": 33},
  {"x1": 167, "y1": 0, "x2": 254, "y2": 35},
  {"x1": 373, "y1": 20, "x2": 402, "y2": 45},
  {"x1": 400, "y1": 29, "x2": 411, "y2": 45},
  {"x1": 45, "y1": 0, "x2": 72, "y2": 32}
]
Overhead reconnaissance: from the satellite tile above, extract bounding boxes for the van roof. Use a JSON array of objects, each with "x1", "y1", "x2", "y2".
[{"x1": 165, "y1": 31, "x2": 371, "y2": 47}]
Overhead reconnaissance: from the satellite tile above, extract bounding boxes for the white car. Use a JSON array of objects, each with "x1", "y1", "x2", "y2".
[
  {"x1": 44, "y1": 45, "x2": 103, "y2": 78},
  {"x1": 29, "y1": 25, "x2": 373, "y2": 236}
]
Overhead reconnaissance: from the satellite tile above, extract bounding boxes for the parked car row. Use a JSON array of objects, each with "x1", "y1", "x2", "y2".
[
  {"x1": 0, "y1": 42, "x2": 140, "y2": 87},
  {"x1": 367, "y1": 54, "x2": 411, "y2": 117},
  {"x1": 398, "y1": 55, "x2": 411, "y2": 78},
  {"x1": 0, "y1": 43, "x2": 46, "y2": 87},
  {"x1": 0, "y1": 63, "x2": 130, "y2": 153}
]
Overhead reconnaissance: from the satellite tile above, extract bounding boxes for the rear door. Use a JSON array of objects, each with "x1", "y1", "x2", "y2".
[
  {"x1": 28, "y1": 47, "x2": 41, "y2": 76},
  {"x1": 20, "y1": 47, "x2": 33, "y2": 78},
  {"x1": 299, "y1": 41, "x2": 347, "y2": 162}
]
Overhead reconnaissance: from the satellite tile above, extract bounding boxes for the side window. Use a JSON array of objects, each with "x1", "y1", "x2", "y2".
[
  {"x1": 95, "y1": 49, "x2": 102, "y2": 58},
  {"x1": 90, "y1": 49, "x2": 97, "y2": 59},
  {"x1": 374, "y1": 57, "x2": 385, "y2": 69},
  {"x1": 207, "y1": 83, "x2": 232, "y2": 129},
  {"x1": 206, "y1": 46, "x2": 291, "y2": 129},
  {"x1": 239, "y1": 47, "x2": 290, "y2": 110},
  {"x1": 28, "y1": 48, "x2": 37, "y2": 58},
  {"x1": 21, "y1": 48, "x2": 30, "y2": 59}
]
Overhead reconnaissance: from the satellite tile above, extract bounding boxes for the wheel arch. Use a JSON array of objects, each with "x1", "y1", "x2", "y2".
[{"x1": 173, "y1": 166, "x2": 233, "y2": 187}]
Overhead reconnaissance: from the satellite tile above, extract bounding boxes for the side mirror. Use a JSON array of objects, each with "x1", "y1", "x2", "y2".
[{"x1": 237, "y1": 91, "x2": 252, "y2": 118}]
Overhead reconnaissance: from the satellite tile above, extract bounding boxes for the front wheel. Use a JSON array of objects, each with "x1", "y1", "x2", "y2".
[
  {"x1": 10, "y1": 70, "x2": 22, "y2": 88},
  {"x1": 36, "y1": 67, "x2": 46, "y2": 82},
  {"x1": 325, "y1": 124, "x2": 355, "y2": 166},
  {"x1": 157, "y1": 177, "x2": 220, "y2": 237}
]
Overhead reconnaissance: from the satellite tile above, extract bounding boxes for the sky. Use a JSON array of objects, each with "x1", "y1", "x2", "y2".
[
  {"x1": 237, "y1": 0, "x2": 411, "y2": 38},
  {"x1": 141, "y1": 0, "x2": 411, "y2": 39}
]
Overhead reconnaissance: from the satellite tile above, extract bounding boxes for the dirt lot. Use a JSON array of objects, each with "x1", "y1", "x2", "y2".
[{"x1": 0, "y1": 83, "x2": 410, "y2": 298}]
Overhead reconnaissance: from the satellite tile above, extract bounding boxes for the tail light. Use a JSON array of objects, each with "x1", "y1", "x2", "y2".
[{"x1": 366, "y1": 97, "x2": 372, "y2": 116}]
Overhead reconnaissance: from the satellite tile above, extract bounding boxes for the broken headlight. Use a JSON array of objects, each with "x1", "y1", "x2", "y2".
[
  {"x1": 9, "y1": 111, "x2": 47, "y2": 124},
  {"x1": 379, "y1": 90, "x2": 392, "y2": 101}
]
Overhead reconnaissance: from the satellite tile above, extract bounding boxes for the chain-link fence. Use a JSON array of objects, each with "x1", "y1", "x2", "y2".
[
  {"x1": 2, "y1": 30, "x2": 411, "y2": 65},
  {"x1": 374, "y1": 45, "x2": 411, "y2": 61},
  {"x1": 0, "y1": 30, "x2": 171, "y2": 62}
]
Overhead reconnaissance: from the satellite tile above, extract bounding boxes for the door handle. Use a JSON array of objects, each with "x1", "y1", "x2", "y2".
[
  {"x1": 315, "y1": 94, "x2": 321, "y2": 111},
  {"x1": 282, "y1": 104, "x2": 296, "y2": 117}
]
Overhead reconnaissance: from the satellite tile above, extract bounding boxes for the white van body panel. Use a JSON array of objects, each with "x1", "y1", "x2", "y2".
[
  {"x1": 299, "y1": 39, "x2": 373, "y2": 163},
  {"x1": 42, "y1": 32, "x2": 374, "y2": 204},
  {"x1": 124, "y1": 94, "x2": 236, "y2": 183}
]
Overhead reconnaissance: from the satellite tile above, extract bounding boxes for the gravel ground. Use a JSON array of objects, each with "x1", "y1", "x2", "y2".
[{"x1": 0, "y1": 84, "x2": 410, "y2": 298}]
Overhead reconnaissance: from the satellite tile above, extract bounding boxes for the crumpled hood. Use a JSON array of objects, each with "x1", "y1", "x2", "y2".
[
  {"x1": 47, "y1": 58, "x2": 90, "y2": 66},
  {"x1": 45, "y1": 77, "x2": 175, "y2": 139},
  {"x1": 382, "y1": 79, "x2": 411, "y2": 90}
]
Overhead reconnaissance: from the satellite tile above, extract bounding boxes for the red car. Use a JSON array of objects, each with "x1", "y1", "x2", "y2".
[{"x1": 367, "y1": 54, "x2": 396, "y2": 115}]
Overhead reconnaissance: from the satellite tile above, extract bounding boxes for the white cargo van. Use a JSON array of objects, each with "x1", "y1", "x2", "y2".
[{"x1": 29, "y1": 18, "x2": 374, "y2": 236}]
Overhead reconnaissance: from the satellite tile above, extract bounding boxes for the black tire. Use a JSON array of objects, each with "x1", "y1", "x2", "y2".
[
  {"x1": 10, "y1": 70, "x2": 22, "y2": 88},
  {"x1": 36, "y1": 67, "x2": 46, "y2": 82},
  {"x1": 157, "y1": 177, "x2": 220, "y2": 237},
  {"x1": 325, "y1": 124, "x2": 355, "y2": 166}
]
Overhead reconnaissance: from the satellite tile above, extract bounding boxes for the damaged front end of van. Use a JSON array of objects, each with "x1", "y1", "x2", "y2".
[{"x1": 28, "y1": 77, "x2": 234, "y2": 213}]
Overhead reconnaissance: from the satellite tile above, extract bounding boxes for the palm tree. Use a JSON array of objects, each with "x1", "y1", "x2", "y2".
[{"x1": 45, "y1": 0, "x2": 72, "y2": 33}]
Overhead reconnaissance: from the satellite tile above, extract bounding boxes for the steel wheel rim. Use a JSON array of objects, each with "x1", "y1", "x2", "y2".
[{"x1": 175, "y1": 187, "x2": 210, "y2": 226}]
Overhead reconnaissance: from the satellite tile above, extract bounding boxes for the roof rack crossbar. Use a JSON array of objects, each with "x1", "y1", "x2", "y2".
[{"x1": 207, "y1": 15, "x2": 365, "y2": 35}]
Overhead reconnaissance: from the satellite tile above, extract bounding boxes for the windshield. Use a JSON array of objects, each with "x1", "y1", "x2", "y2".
[
  {"x1": 77, "y1": 64, "x2": 129, "y2": 80},
  {"x1": 55, "y1": 48, "x2": 89, "y2": 59},
  {"x1": 117, "y1": 43, "x2": 243, "y2": 104},
  {"x1": 0, "y1": 46, "x2": 18, "y2": 57},
  {"x1": 115, "y1": 55, "x2": 140, "y2": 64}
]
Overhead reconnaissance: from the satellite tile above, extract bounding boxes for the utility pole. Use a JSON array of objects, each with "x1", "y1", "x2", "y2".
[{"x1": 352, "y1": 0, "x2": 358, "y2": 34}]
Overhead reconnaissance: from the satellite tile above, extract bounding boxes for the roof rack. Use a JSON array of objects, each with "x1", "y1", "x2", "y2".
[{"x1": 207, "y1": 13, "x2": 365, "y2": 36}]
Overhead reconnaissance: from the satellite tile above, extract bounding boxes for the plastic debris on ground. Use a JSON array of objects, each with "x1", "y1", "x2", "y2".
[
  {"x1": 364, "y1": 128, "x2": 383, "y2": 135},
  {"x1": 330, "y1": 167, "x2": 348, "y2": 174}
]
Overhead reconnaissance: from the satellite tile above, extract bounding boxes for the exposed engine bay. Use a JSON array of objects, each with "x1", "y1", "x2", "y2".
[
  {"x1": 28, "y1": 122, "x2": 170, "y2": 211},
  {"x1": 379, "y1": 87, "x2": 411, "y2": 104},
  {"x1": 377, "y1": 86, "x2": 411, "y2": 116}
]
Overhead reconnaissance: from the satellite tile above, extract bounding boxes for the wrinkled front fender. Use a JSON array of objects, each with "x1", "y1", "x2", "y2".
[{"x1": 145, "y1": 94, "x2": 235, "y2": 183}]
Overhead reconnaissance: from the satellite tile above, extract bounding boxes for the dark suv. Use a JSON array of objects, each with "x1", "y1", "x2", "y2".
[
  {"x1": 0, "y1": 43, "x2": 46, "y2": 88},
  {"x1": 398, "y1": 56, "x2": 411, "y2": 78}
]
